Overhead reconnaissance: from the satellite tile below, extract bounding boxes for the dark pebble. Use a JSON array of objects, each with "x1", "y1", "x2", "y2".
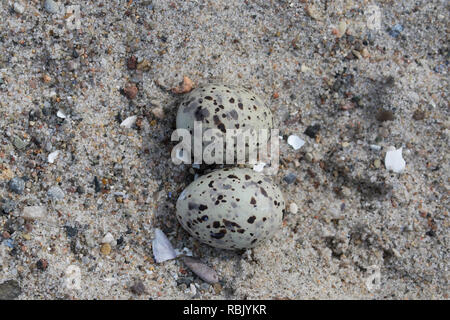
[
  {"x1": 283, "y1": 173, "x2": 297, "y2": 184},
  {"x1": 413, "y1": 109, "x2": 426, "y2": 120},
  {"x1": 130, "y1": 280, "x2": 146, "y2": 295},
  {"x1": 76, "y1": 186, "x2": 85, "y2": 194},
  {"x1": 1, "y1": 199, "x2": 15, "y2": 214},
  {"x1": 93, "y1": 176, "x2": 101, "y2": 193},
  {"x1": 8, "y1": 177, "x2": 25, "y2": 194},
  {"x1": 376, "y1": 109, "x2": 394, "y2": 122},
  {"x1": 304, "y1": 124, "x2": 320, "y2": 139},
  {"x1": 127, "y1": 56, "x2": 137, "y2": 70},
  {"x1": 36, "y1": 259, "x2": 48, "y2": 271},
  {"x1": 0, "y1": 280, "x2": 21, "y2": 300},
  {"x1": 64, "y1": 225, "x2": 78, "y2": 238}
]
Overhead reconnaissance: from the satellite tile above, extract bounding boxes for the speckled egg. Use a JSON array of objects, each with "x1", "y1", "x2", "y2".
[
  {"x1": 176, "y1": 84, "x2": 273, "y2": 161},
  {"x1": 176, "y1": 167, "x2": 285, "y2": 250}
]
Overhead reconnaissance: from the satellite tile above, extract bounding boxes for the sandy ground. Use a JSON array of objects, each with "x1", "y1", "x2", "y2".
[{"x1": 0, "y1": 0, "x2": 448, "y2": 300}]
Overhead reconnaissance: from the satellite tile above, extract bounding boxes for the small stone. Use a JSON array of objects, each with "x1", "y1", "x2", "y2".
[
  {"x1": 71, "y1": 185, "x2": 82, "y2": 195},
  {"x1": 44, "y1": 0, "x2": 59, "y2": 14},
  {"x1": 1, "y1": 199, "x2": 15, "y2": 215},
  {"x1": 213, "y1": 283, "x2": 222, "y2": 295},
  {"x1": 289, "y1": 203, "x2": 298, "y2": 214},
  {"x1": 341, "y1": 186, "x2": 351, "y2": 198},
  {"x1": 9, "y1": 177, "x2": 25, "y2": 194},
  {"x1": 47, "y1": 186, "x2": 65, "y2": 200},
  {"x1": 376, "y1": 109, "x2": 394, "y2": 122},
  {"x1": 182, "y1": 257, "x2": 219, "y2": 284},
  {"x1": 283, "y1": 173, "x2": 297, "y2": 184},
  {"x1": 151, "y1": 107, "x2": 165, "y2": 119},
  {"x1": 123, "y1": 84, "x2": 138, "y2": 99},
  {"x1": 100, "y1": 243, "x2": 111, "y2": 255},
  {"x1": 127, "y1": 56, "x2": 137, "y2": 70},
  {"x1": 413, "y1": 109, "x2": 426, "y2": 120},
  {"x1": 136, "y1": 59, "x2": 151, "y2": 71},
  {"x1": 13, "y1": 136, "x2": 28, "y2": 150},
  {"x1": 305, "y1": 4, "x2": 322, "y2": 20},
  {"x1": 36, "y1": 259, "x2": 48, "y2": 271},
  {"x1": 22, "y1": 233, "x2": 31, "y2": 240},
  {"x1": 305, "y1": 152, "x2": 314, "y2": 162},
  {"x1": 64, "y1": 225, "x2": 78, "y2": 238},
  {"x1": 130, "y1": 280, "x2": 146, "y2": 295},
  {"x1": 101, "y1": 232, "x2": 115, "y2": 244},
  {"x1": 0, "y1": 280, "x2": 21, "y2": 300},
  {"x1": 22, "y1": 205, "x2": 47, "y2": 220},
  {"x1": 48, "y1": 150, "x2": 60, "y2": 163},
  {"x1": 172, "y1": 76, "x2": 193, "y2": 94},
  {"x1": 42, "y1": 74, "x2": 52, "y2": 83},
  {"x1": 374, "y1": 159, "x2": 381, "y2": 168},
  {"x1": 304, "y1": 124, "x2": 320, "y2": 139},
  {"x1": 13, "y1": 3, "x2": 25, "y2": 14},
  {"x1": 338, "y1": 20, "x2": 347, "y2": 37}
]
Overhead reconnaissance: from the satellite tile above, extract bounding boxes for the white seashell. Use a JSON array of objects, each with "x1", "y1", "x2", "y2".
[
  {"x1": 120, "y1": 115, "x2": 137, "y2": 128},
  {"x1": 48, "y1": 150, "x2": 60, "y2": 163},
  {"x1": 385, "y1": 147, "x2": 406, "y2": 173},
  {"x1": 287, "y1": 135, "x2": 305, "y2": 150},
  {"x1": 253, "y1": 162, "x2": 266, "y2": 172},
  {"x1": 152, "y1": 228, "x2": 177, "y2": 263},
  {"x1": 56, "y1": 110, "x2": 66, "y2": 119}
]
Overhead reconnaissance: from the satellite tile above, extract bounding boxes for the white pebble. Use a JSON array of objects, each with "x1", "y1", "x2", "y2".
[
  {"x1": 56, "y1": 110, "x2": 66, "y2": 119},
  {"x1": 101, "y1": 232, "x2": 115, "y2": 244},
  {"x1": 287, "y1": 135, "x2": 305, "y2": 150},
  {"x1": 48, "y1": 150, "x2": 60, "y2": 163},
  {"x1": 385, "y1": 147, "x2": 406, "y2": 173},
  {"x1": 369, "y1": 144, "x2": 382, "y2": 151},
  {"x1": 152, "y1": 228, "x2": 177, "y2": 263},
  {"x1": 14, "y1": 3, "x2": 25, "y2": 14},
  {"x1": 22, "y1": 206, "x2": 47, "y2": 220},
  {"x1": 253, "y1": 162, "x2": 266, "y2": 172},
  {"x1": 120, "y1": 115, "x2": 137, "y2": 128},
  {"x1": 44, "y1": 0, "x2": 59, "y2": 14},
  {"x1": 289, "y1": 202, "x2": 298, "y2": 214}
]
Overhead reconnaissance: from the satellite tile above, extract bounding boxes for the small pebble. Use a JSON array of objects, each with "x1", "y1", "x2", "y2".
[
  {"x1": 9, "y1": 177, "x2": 25, "y2": 194},
  {"x1": 127, "y1": 56, "x2": 137, "y2": 70},
  {"x1": 1, "y1": 200, "x2": 15, "y2": 214},
  {"x1": 182, "y1": 257, "x2": 219, "y2": 284},
  {"x1": 47, "y1": 186, "x2": 65, "y2": 200},
  {"x1": 13, "y1": 2, "x2": 25, "y2": 14},
  {"x1": 47, "y1": 150, "x2": 60, "y2": 163},
  {"x1": 289, "y1": 202, "x2": 298, "y2": 214},
  {"x1": 101, "y1": 232, "x2": 115, "y2": 245},
  {"x1": 44, "y1": 0, "x2": 59, "y2": 14},
  {"x1": 36, "y1": 259, "x2": 48, "y2": 271},
  {"x1": 123, "y1": 84, "x2": 138, "y2": 99},
  {"x1": 283, "y1": 172, "x2": 297, "y2": 184},
  {"x1": 374, "y1": 159, "x2": 381, "y2": 168},
  {"x1": 22, "y1": 205, "x2": 46, "y2": 220},
  {"x1": 304, "y1": 124, "x2": 320, "y2": 139},
  {"x1": 130, "y1": 280, "x2": 146, "y2": 295},
  {"x1": 376, "y1": 109, "x2": 394, "y2": 122},
  {"x1": 100, "y1": 243, "x2": 112, "y2": 255},
  {"x1": 0, "y1": 280, "x2": 21, "y2": 300},
  {"x1": 151, "y1": 107, "x2": 165, "y2": 119},
  {"x1": 13, "y1": 136, "x2": 28, "y2": 150}
]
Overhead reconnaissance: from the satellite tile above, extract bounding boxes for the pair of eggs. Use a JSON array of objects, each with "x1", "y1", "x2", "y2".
[{"x1": 175, "y1": 84, "x2": 285, "y2": 250}]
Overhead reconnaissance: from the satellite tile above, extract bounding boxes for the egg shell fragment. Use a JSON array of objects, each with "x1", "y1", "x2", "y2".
[{"x1": 176, "y1": 167, "x2": 285, "y2": 250}]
